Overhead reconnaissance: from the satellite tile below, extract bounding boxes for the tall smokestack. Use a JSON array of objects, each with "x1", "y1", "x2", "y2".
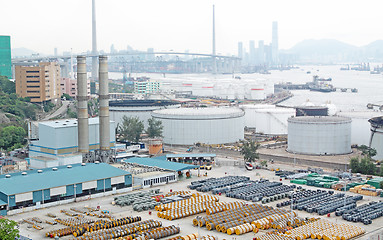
[
  {"x1": 77, "y1": 56, "x2": 89, "y2": 153},
  {"x1": 91, "y1": 0, "x2": 98, "y2": 81},
  {"x1": 98, "y1": 55, "x2": 110, "y2": 151},
  {"x1": 212, "y1": 4, "x2": 217, "y2": 74}
]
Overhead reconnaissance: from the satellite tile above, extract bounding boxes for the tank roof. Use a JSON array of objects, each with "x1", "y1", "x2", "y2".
[
  {"x1": 369, "y1": 116, "x2": 383, "y2": 127},
  {"x1": 288, "y1": 116, "x2": 351, "y2": 124},
  {"x1": 152, "y1": 107, "x2": 244, "y2": 120},
  {"x1": 109, "y1": 100, "x2": 179, "y2": 107}
]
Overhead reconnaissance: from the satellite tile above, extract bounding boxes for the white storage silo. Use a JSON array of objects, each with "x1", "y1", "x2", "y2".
[
  {"x1": 287, "y1": 116, "x2": 352, "y2": 155},
  {"x1": 152, "y1": 107, "x2": 244, "y2": 145},
  {"x1": 240, "y1": 105, "x2": 295, "y2": 135}
]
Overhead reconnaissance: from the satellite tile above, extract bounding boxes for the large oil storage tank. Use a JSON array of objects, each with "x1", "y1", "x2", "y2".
[
  {"x1": 287, "y1": 116, "x2": 352, "y2": 155},
  {"x1": 240, "y1": 105, "x2": 295, "y2": 135},
  {"x1": 110, "y1": 100, "x2": 181, "y2": 128},
  {"x1": 296, "y1": 106, "x2": 328, "y2": 116},
  {"x1": 369, "y1": 116, "x2": 383, "y2": 160},
  {"x1": 337, "y1": 111, "x2": 382, "y2": 146},
  {"x1": 152, "y1": 107, "x2": 244, "y2": 145}
]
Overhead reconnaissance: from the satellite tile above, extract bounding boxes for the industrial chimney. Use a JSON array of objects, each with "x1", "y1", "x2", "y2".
[
  {"x1": 77, "y1": 56, "x2": 89, "y2": 153},
  {"x1": 98, "y1": 55, "x2": 110, "y2": 153}
]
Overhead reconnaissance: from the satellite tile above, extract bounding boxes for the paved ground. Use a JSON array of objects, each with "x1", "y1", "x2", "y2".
[{"x1": 8, "y1": 160, "x2": 383, "y2": 240}]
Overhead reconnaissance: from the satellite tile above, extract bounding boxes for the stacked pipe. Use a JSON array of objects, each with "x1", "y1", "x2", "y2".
[
  {"x1": 156, "y1": 195, "x2": 218, "y2": 212},
  {"x1": 158, "y1": 201, "x2": 223, "y2": 220},
  {"x1": 193, "y1": 203, "x2": 294, "y2": 234},
  {"x1": 72, "y1": 219, "x2": 160, "y2": 240},
  {"x1": 205, "y1": 201, "x2": 244, "y2": 215},
  {"x1": 134, "y1": 225, "x2": 180, "y2": 240},
  {"x1": 312, "y1": 224, "x2": 365, "y2": 240},
  {"x1": 342, "y1": 201, "x2": 383, "y2": 225},
  {"x1": 46, "y1": 223, "x2": 89, "y2": 238},
  {"x1": 55, "y1": 217, "x2": 95, "y2": 226},
  {"x1": 188, "y1": 176, "x2": 250, "y2": 192},
  {"x1": 86, "y1": 216, "x2": 141, "y2": 232},
  {"x1": 226, "y1": 223, "x2": 256, "y2": 235}
]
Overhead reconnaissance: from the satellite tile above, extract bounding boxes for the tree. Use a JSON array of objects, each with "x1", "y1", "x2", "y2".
[
  {"x1": 118, "y1": 116, "x2": 144, "y2": 142},
  {"x1": 61, "y1": 93, "x2": 72, "y2": 100},
  {"x1": 146, "y1": 117, "x2": 163, "y2": 138},
  {"x1": 0, "y1": 218, "x2": 19, "y2": 240},
  {"x1": 380, "y1": 181, "x2": 383, "y2": 189},
  {"x1": 350, "y1": 157, "x2": 360, "y2": 173},
  {"x1": 0, "y1": 126, "x2": 26, "y2": 151},
  {"x1": 239, "y1": 140, "x2": 260, "y2": 163},
  {"x1": 0, "y1": 76, "x2": 15, "y2": 94},
  {"x1": 358, "y1": 145, "x2": 377, "y2": 158}
]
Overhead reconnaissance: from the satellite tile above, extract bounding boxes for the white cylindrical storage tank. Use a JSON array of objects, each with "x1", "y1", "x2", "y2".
[
  {"x1": 152, "y1": 107, "x2": 244, "y2": 145},
  {"x1": 337, "y1": 111, "x2": 382, "y2": 146},
  {"x1": 110, "y1": 100, "x2": 181, "y2": 128},
  {"x1": 255, "y1": 108, "x2": 296, "y2": 134},
  {"x1": 240, "y1": 104, "x2": 275, "y2": 129},
  {"x1": 369, "y1": 116, "x2": 383, "y2": 160},
  {"x1": 287, "y1": 116, "x2": 352, "y2": 155}
]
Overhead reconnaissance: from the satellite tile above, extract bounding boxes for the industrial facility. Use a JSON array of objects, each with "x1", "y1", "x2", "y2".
[
  {"x1": 287, "y1": 116, "x2": 352, "y2": 155},
  {"x1": 152, "y1": 107, "x2": 244, "y2": 145},
  {"x1": 110, "y1": 99, "x2": 181, "y2": 128},
  {"x1": 240, "y1": 104, "x2": 295, "y2": 135},
  {"x1": 0, "y1": 163, "x2": 132, "y2": 216},
  {"x1": 28, "y1": 118, "x2": 115, "y2": 168},
  {"x1": 121, "y1": 157, "x2": 195, "y2": 188},
  {"x1": 369, "y1": 116, "x2": 383, "y2": 161}
]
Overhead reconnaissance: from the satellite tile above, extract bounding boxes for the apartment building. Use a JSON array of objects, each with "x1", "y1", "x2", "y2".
[{"x1": 15, "y1": 62, "x2": 61, "y2": 103}]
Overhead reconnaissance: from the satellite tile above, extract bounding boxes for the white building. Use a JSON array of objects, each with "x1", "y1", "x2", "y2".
[{"x1": 29, "y1": 118, "x2": 115, "y2": 168}]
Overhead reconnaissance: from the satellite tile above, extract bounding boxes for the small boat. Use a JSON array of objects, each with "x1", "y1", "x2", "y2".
[
  {"x1": 245, "y1": 162, "x2": 253, "y2": 171},
  {"x1": 341, "y1": 88, "x2": 347, "y2": 92},
  {"x1": 351, "y1": 88, "x2": 358, "y2": 93}
]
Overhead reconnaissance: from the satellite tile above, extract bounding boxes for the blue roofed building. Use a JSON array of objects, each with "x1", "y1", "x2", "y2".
[{"x1": 0, "y1": 162, "x2": 132, "y2": 216}]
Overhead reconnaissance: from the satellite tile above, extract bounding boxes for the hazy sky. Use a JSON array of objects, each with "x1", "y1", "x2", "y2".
[{"x1": 2, "y1": 0, "x2": 383, "y2": 56}]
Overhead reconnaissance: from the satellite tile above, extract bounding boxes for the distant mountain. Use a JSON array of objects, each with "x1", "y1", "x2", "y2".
[
  {"x1": 290, "y1": 39, "x2": 356, "y2": 56},
  {"x1": 286, "y1": 39, "x2": 383, "y2": 63},
  {"x1": 12, "y1": 47, "x2": 37, "y2": 57}
]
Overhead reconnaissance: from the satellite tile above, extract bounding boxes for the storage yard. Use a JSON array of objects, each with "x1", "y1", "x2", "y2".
[{"x1": 7, "y1": 160, "x2": 383, "y2": 240}]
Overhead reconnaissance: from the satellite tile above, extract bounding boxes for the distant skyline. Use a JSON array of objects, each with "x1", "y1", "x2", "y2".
[{"x1": 2, "y1": 0, "x2": 383, "y2": 56}]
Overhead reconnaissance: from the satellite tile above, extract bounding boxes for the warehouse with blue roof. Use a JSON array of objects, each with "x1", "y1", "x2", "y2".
[{"x1": 0, "y1": 163, "x2": 132, "y2": 216}]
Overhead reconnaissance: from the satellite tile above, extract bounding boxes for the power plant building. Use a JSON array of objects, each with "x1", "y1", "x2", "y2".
[
  {"x1": 152, "y1": 107, "x2": 244, "y2": 145},
  {"x1": 29, "y1": 118, "x2": 115, "y2": 168},
  {"x1": 0, "y1": 36, "x2": 11, "y2": 79},
  {"x1": 15, "y1": 62, "x2": 61, "y2": 103},
  {"x1": 0, "y1": 163, "x2": 132, "y2": 216},
  {"x1": 287, "y1": 116, "x2": 352, "y2": 155}
]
